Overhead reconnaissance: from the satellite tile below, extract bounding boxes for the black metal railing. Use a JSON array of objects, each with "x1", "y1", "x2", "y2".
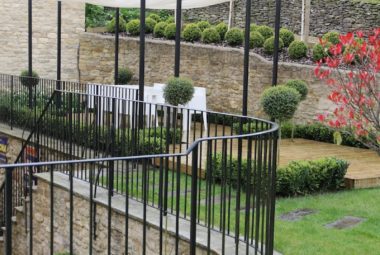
[{"x1": 0, "y1": 75, "x2": 279, "y2": 254}]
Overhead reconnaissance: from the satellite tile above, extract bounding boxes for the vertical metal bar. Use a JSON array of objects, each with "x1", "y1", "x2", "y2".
[
  {"x1": 175, "y1": 155, "x2": 181, "y2": 254},
  {"x1": 29, "y1": 165, "x2": 33, "y2": 255},
  {"x1": 272, "y1": 0, "x2": 282, "y2": 86},
  {"x1": 69, "y1": 95, "x2": 74, "y2": 255},
  {"x1": 5, "y1": 167, "x2": 12, "y2": 255},
  {"x1": 138, "y1": 0, "x2": 146, "y2": 128},
  {"x1": 89, "y1": 163, "x2": 93, "y2": 255},
  {"x1": 114, "y1": 8, "x2": 120, "y2": 85},
  {"x1": 268, "y1": 132, "x2": 278, "y2": 254},
  {"x1": 142, "y1": 159, "x2": 147, "y2": 255},
  {"x1": 107, "y1": 162, "x2": 112, "y2": 255},
  {"x1": 174, "y1": 0, "x2": 182, "y2": 77},
  {"x1": 28, "y1": 0, "x2": 33, "y2": 109},
  {"x1": 242, "y1": 0, "x2": 252, "y2": 116},
  {"x1": 50, "y1": 165, "x2": 54, "y2": 255},
  {"x1": 57, "y1": 1, "x2": 62, "y2": 108},
  {"x1": 10, "y1": 77, "x2": 14, "y2": 129},
  {"x1": 190, "y1": 145, "x2": 198, "y2": 255}
]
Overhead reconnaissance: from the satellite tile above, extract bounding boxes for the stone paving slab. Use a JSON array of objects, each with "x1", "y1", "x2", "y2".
[
  {"x1": 279, "y1": 208, "x2": 317, "y2": 222},
  {"x1": 325, "y1": 216, "x2": 365, "y2": 230}
]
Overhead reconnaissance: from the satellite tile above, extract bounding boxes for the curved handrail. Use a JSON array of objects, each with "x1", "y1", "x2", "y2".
[{"x1": 1, "y1": 90, "x2": 279, "y2": 169}]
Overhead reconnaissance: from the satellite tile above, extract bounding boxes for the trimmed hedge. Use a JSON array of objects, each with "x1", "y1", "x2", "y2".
[
  {"x1": 279, "y1": 28, "x2": 295, "y2": 47},
  {"x1": 126, "y1": 19, "x2": 140, "y2": 36},
  {"x1": 257, "y1": 25, "x2": 274, "y2": 40},
  {"x1": 249, "y1": 31, "x2": 265, "y2": 48},
  {"x1": 277, "y1": 157, "x2": 349, "y2": 196},
  {"x1": 153, "y1": 22, "x2": 168, "y2": 38},
  {"x1": 106, "y1": 16, "x2": 127, "y2": 33},
  {"x1": 164, "y1": 23, "x2": 177, "y2": 39},
  {"x1": 201, "y1": 28, "x2": 221, "y2": 44},
  {"x1": 183, "y1": 23, "x2": 202, "y2": 42},
  {"x1": 225, "y1": 28, "x2": 244, "y2": 46},
  {"x1": 231, "y1": 121, "x2": 365, "y2": 149},
  {"x1": 197, "y1": 21, "x2": 211, "y2": 32},
  {"x1": 117, "y1": 67, "x2": 133, "y2": 84},
  {"x1": 207, "y1": 154, "x2": 349, "y2": 196},
  {"x1": 312, "y1": 43, "x2": 331, "y2": 62},
  {"x1": 145, "y1": 17, "x2": 157, "y2": 33},
  {"x1": 263, "y1": 36, "x2": 284, "y2": 55},
  {"x1": 288, "y1": 40, "x2": 308, "y2": 60},
  {"x1": 215, "y1": 22, "x2": 228, "y2": 40},
  {"x1": 147, "y1": 13, "x2": 161, "y2": 23},
  {"x1": 322, "y1": 31, "x2": 340, "y2": 45}
]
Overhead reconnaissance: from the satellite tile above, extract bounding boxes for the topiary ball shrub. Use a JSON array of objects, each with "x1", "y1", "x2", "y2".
[
  {"x1": 263, "y1": 36, "x2": 284, "y2": 55},
  {"x1": 250, "y1": 23, "x2": 259, "y2": 32},
  {"x1": 126, "y1": 19, "x2": 140, "y2": 36},
  {"x1": 201, "y1": 28, "x2": 221, "y2": 44},
  {"x1": 164, "y1": 23, "x2": 177, "y2": 39},
  {"x1": 106, "y1": 16, "x2": 127, "y2": 33},
  {"x1": 285, "y1": 80, "x2": 308, "y2": 101},
  {"x1": 117, "y1": 67, "x2": 133, "y2": 85},
  {"x1": 260, "y1": 86, "x2": 300, "y2": 121},
  {"x1": 145, "y1": 17, "x2": 157, "y2": 33},
  {"x1": 164, "y1": 77, "x2": 195, "y2": 106},
  {"x1": 147, "y1": 13, "x2": 161, "y2": 23},
  {"x1": 166, "y1": 16, "x2": 175, "y2": 23},
  {"x1": 197, "y1": 21, "x2": 211, "y2": 32},
  {"x1": 225, "y1": 28, "x2": 244, "y2": 46},
  {"x1": 215, "y1": 22, "x2": 228, "y2": 40},
  {"x1": 288, "y1": 40, "x2": 308, "y2": 59},
  {"x1": 312, "y1": 42, "x2": 331, "y2": 62},
  {"x1": 279, "y1": 28, "x2": 295, "y2": 47},
  {"x1": 183, "y1": 23, "x2": 202, "y2": 42},
  {"x1": 153, "y1": 22, "x2": 168, "y2": 38},
  {"x1": 20, "y1": 70, "x2": 39, "y2": 87},
  {"x1": 322, "y1": 31, "x2": 340, "y2": 45},
  {"x1": 257, "y1": 25, "x2": 274, "y2": 40},
  {"x1": 249, "y1": 31, "x2": 265, "y2": 48}
]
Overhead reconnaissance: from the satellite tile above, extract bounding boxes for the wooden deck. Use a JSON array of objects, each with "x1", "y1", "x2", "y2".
[
  {"x1": 279, "y1": 139, "x2": 380, "y2": 189},
  {"x1": 167, "y1": 124, "x2": 380, "y2": 189}
]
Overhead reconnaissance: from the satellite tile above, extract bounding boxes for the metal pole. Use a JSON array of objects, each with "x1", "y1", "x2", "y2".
[
  {"x1": 114, "y1": 8, "x2": 120, "y2": 85},
  {"x1": 271, "y1": 0, "x2": 282, "y2": 86},
  {"x1": 139, "y1": 0, "x2": 145, "y2": 101},
  {"x1": 174, "y1": 0, "x2": 182, "y2": 77},
  {"x1": 28, "y1": 0, "x2": 33, "y2": 109},
  {"x1": 138, "y1": 0, "x2": 146, "y2": 128},
  {"x1": 5, "y1": 167, "x2": 13, "y2": 255},
  {"x1": 57, "y1": 1, "x2": 62, "y2": 108},
  {"x1": 242, "y1": 0, "x2": 252, "y2": 116}
]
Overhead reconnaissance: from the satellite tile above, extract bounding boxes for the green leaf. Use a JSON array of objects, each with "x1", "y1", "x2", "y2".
[{"x1": 333, "y1": 131, "x2": 342, "y2": 145}]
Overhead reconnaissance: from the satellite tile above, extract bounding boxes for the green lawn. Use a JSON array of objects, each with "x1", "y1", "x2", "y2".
[
  {"x1": 104, "y1": 169, "x2": 380, "y2": 255},
  {"x1": 275, "y1": 188, "x2": 380, "y2": 255}
]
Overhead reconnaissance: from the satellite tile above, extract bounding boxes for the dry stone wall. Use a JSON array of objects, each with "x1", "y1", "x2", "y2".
[
  {"x1": 183, "y1": 0, "x2": 380, "y2": 36},
  {"x1": 0, "y1": 0, "x2": 85, "y2": 81},
  {"x1": 79, "y1": 33, "x2": 335, "y2": 123}
]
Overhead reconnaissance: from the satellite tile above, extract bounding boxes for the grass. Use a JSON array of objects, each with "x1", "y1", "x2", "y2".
[
  {"x1": 275, "y1": 188, "x2": 380, "y2": 255},
  {"x1": 102, "y1": 167, "x2": 380, "y2": 254}
]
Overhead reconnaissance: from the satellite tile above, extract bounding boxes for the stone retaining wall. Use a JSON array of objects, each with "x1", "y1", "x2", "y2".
[
  {"x1": 183, "y1": 0, "x2": 380, "y2": 36},
  {"x1": 79, "y1": 33, "x2": 335, "y2": 123}
]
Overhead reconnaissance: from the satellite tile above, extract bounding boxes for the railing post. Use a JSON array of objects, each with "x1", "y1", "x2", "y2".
[
  {"x1": 5, "y1": 167, "x2": 13, "y2": 255},
  {"x1": 10, "y1": 76, "x2": 14, "y2": 130},
  {"x1": 190, "y1": 145, "x2": 198, "y2": 255}
]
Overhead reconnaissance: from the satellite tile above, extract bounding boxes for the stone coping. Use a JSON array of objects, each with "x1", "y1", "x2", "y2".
[{"x1": 35, "y1": 172, "x2": 282, "y2": 255}]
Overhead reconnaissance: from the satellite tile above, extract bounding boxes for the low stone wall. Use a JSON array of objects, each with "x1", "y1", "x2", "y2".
[
  {"x1": 9, "y1": 173, "x2": 217, "y2": 254},
  {"x1": 79, "y1": 33, "x2": 334, "y2": 123},
  {"x1": 183, "y1": 0, "x2": 380, "y2": 36}
]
